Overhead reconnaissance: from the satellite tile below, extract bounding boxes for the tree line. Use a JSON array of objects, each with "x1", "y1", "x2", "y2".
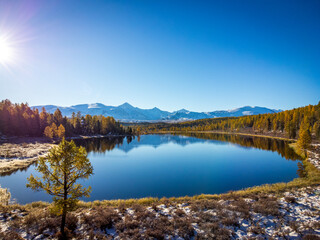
[
  {"x1": 0, "y1": 99, "x2": 133, "y2": 138},
  {"x1": 134, "y1": 102, "x2": 320, "y2": 148}
]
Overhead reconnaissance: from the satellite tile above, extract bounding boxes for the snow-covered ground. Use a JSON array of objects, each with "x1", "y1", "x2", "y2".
[{"x1": 0, "y1": 186, "x2": 319, "y2": 239}]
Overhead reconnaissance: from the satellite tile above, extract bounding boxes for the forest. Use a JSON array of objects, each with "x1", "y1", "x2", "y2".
[
  {"x1": 0, "y1": 99, "x2": 133, "y2": 138},
  {"x1": 1, "y1": 99, "x2": 319, "y2": 148},
  {"x1": 133, "y1": 102, "x2": 320, "y2": 147}
]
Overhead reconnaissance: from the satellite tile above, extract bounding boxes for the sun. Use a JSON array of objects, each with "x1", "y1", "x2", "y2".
[{"x1": 0, "y1": 36, "x2": 15, "y2": 65}]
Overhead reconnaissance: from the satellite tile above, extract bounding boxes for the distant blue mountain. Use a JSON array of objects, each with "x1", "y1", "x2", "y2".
[{"x1": 32, "y1": 103, "x2": 281, "y2": 122}]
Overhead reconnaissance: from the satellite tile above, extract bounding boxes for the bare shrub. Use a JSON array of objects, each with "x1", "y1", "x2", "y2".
[
  {"x1": 132, "y1": 204, "x2": 145, "y2": 213},
  {"x1": 55, "y1": 228, "x2": 73, "y2": 240},
  {"x1": 173, "y1": 216, "x2": 195, "y2": 239},
  {"x1": 118, "y1": 203, "x2": 126, "y2": 214},
  {"x1": 252, "y1": 197, "x2": 279, "y2": 216},
  {"x1": 191, "y1": 200, "x2": 218, "y2": 211},
  {"x1": 310, "y1": 221, "x2": 320, "y2": 231},
  {"x1": 38, "y1": 215, "x2": 60, "y2": 234},
  {"x1": 144, "y1": 216, "x2": 174, "y2": 239},
  {"x1": 303, "y1": 234, "x2": 320, "y2": 240},
  {"x1": 190, "y1": 201, "x2": 201, "y2": 212},
  {"x1": 115, "y1": 215, "x2": 140, "y2": 233},
  {"x1": 0, "y1": 230, "x2": 24, "y2": 240},
  {"x1": 248, "y1": 223, "x2": 265, "y2": 235},
  {"x1": 144, "y1": 228, "x2": 165, "y2": 239},
  {"x1": 66, "y1": 213, "x2": 78, "y2": 232},
  {"x1": 8, "y1": 215, "x2": 22, "y2": 230},
  {"x1": 174, "y1": 208, "x2": 185, "y2": 217},
  {"x1": 221, "y1": 217, "x2": 240, "y2": 227},
  {"x1": 82, "y1": 207, "x2": 120, "y2": 231},
  {"x1": 23, "y1": 209, "x2": 47, "y2": 232},
  {"x1": 197, "y1": 222, "x2": 230, "y2": 240},
  {"x1": 285, "y1": 196, "x2": 296, "y2": 203},
  {"x1": 135, "y1": 208, "x2": 155, "y2": 222},
  {"x1": 151, "y1": 203, "x2": 158, "y2": 211},
  {"x1": 196, "y1": 212, "x2": 215, "y2": 223},
  {"x1": 118, "y1": 228, "x2": 140, "y2": 239},
  {"x1": 229, "y1": 199, "x2": 251, "y2": 219},
  {"x1": 289, "y1": 221, "x2": 300, "y2": 233}
]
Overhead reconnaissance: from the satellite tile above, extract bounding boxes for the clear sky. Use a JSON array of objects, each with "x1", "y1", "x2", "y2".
[{"x1": 0, "y1": 0, "x2": 319, "y2": 112}]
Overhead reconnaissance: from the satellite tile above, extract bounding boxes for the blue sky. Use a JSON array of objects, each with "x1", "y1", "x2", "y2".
[{"x1": 0, "y1": 0, "x2": 319, "y2": 112}]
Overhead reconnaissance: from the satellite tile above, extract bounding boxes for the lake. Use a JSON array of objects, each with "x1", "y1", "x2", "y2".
[{"x1": 0, "y1": 133, "x2": 303, "y2": 204}]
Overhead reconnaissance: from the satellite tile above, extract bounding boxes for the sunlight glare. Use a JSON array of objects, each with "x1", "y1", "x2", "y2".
[{"x1": 0, "y1": 36, "x2": 15, "y2": 65}]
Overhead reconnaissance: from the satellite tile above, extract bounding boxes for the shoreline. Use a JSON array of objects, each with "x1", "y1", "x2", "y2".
[
  {"x1": 0, "y1": 133, "x2": 319, "y2": 205},
  {"x1": 0, "y1": 134, "x2": 133, "y2": 175},
  {"x1": 0, "y1": 133, "x2": 320, "y2": 238},
  {"x1": 1, "y1": 133, "x2": 319, "y2": 203},
  {"x1": 0, "y1": 142, "x2": 55, "y2": 176}
]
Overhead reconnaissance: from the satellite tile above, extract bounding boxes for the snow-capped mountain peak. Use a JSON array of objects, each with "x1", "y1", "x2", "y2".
[
  {"x1": 118, "y1": 102, "x2": 134, "y2": 109},
  {"x1": 175, "y1": 108, "x2": 189, "y2": 113},
  {"x1": 31, "y1": 103, "x2": 281, "y2": 122}
]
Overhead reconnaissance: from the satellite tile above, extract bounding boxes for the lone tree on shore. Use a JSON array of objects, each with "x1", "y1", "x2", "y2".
[{"x1": 27, "y1": 138, "x2": 93, "y2": 238}]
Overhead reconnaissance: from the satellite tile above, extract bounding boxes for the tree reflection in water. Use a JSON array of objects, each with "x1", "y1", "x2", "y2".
[{"x1": 73, "y1": 133, "x2": 302, "y2": 161}]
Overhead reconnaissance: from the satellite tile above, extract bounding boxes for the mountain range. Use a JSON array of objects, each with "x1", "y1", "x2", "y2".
[{"x1": 32, "y1": 103, "x2": 281, "y2": 122}]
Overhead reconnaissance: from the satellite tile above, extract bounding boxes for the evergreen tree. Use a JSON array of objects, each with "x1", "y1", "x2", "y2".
[
  {"x1": 313, "y1": 121, "x2": 320, "y2": 139},
  {"x1": 26, "y1": 139, "x2": 93, "y2": 238},
  {"x1": 53, "y1": 108, "x2": 63, "y2": 126},
  {"x1": 51, "y1": 123, "x2": 58, "y2": 137},
  {"x1": 40, "y1": 107, "x2": 48, "y2": 132},
  {"x1": 57, "y1": 124, "x2": 66, "y2": 139},
  {"x1": 44, "y1": 126, "x2": 54, "y2": 139},
  {"x1": 297, "y1": 128, "x2": 311, "y2": 149}
]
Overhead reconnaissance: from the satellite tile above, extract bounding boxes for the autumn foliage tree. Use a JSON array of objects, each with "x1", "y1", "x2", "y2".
[
  {"x1": 0, "y1": 100, "x2": 131, "y2": 138},
  {"x1": 136, "y1": 101, "x2": 320, "y2": 142},
  {"x1": 44, "y1": 125, "x2": 54, "y2": 138},
  {"x1": 297, "y1": 117, "x2": 312, "y2": 149},
  {"x1": 57, "y1": 124, "x2": 66, "y2": 138},
  {"x1": 313, "y1": 121, "x2": 320, "y2": 139},
  {"x1": 297, "y1": 129, "x2": 311, "y2": 149},
  {"x1": 26, "y1": 139, "x2": 93, "y2": 238}
]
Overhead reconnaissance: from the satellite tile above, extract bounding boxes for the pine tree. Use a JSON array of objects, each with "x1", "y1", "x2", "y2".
[
  {"x1": 44, "y1": 126, "x2": 54, "y2": 138},
  {"x1": 313, "y1": 121, "x2": 320, "y2": 139},
  {"x1": 57, "y1": 124, "x2": 66, "y2": 139},
  {"x1": 26, "y1": 139, "x2": 93, "y2": 238},
  {"x1": 297, "y1": 128, "x2": 311, "y2": 149},
  {"x1": 51, "y1": 123, "x2": 58, "y2": 138},
  {"x1": 53, "y1": 108, "x2": 63, "y2": 126},
  {"x1": 40, "y1": 107, "x2": 48, "y2": 132}
]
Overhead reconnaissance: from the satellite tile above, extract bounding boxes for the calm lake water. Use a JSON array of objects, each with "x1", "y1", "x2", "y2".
[{"x1": 0, "y1": 133, "x2": 303, "y2": 204}]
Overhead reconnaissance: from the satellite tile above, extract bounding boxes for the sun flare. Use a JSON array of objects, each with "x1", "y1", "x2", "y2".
[{"x1": 0, "y1": 36, "x2": 15, "y2": 65}]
